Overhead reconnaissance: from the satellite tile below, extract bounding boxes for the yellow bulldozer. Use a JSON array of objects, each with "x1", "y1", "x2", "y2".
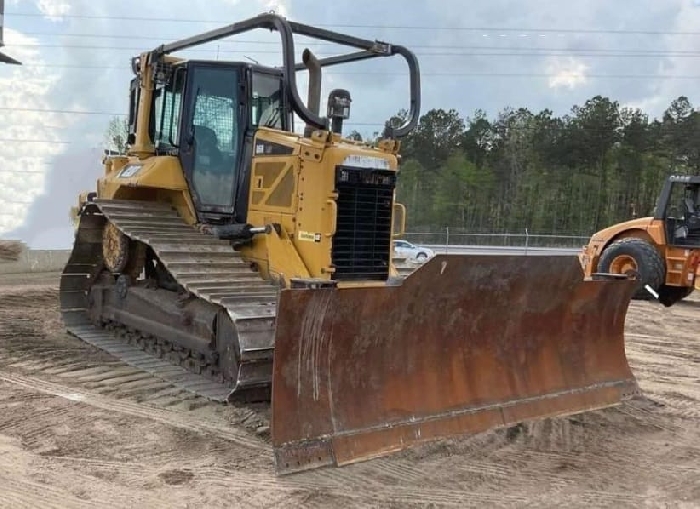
[
  {"x1": 61, "y1": 12, "x2": 640, "y2": 475},
  {"x1": 580, "y1": 175, "x2": 700, "y2": 306}
]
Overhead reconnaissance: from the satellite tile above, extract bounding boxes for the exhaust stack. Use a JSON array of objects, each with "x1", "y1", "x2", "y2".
[{"x1": 302, "y1": 48, "x2": 321, "y2": 137}]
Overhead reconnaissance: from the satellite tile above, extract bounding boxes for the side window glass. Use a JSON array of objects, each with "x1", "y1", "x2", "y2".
[
  {"x1": 188, "y1": 67, "x2": 240, "y2": 208},
  {"x1": 128, "y1": 78, "x2": 139, "y2": 140},
  {"x1": 151, "y1": 68, "x2": 185, "y2": 150},
  {"x1": 666, "y1": 183, "x2": 686, "y2": 219},
  {"x1": 251, "y1": 72, "x2": 284, "y2": 130}
]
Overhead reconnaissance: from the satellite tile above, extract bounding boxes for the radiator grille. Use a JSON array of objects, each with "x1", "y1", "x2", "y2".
[{"x1": 331, "y1": 166, "x2": 396, "y2": 281}]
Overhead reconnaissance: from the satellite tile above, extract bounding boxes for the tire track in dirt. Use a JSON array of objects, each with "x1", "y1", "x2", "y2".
[
  {"x1": 630, "y1": 344, "x2": 700, "y2": 368},
  {"x1": 653, "y1": 392, "x2": 700, "y2": 420},
  {"x1": 0, "y1": 373, "x2": 268, "y2": 453},
  {"x1": 0, "y1": 401, "x2": 71, "y2": 432},
  {"x1": 632, "y1": 347, "x2": 700, "y2": 367},
  {"x1": 0, "y1": 435, "x2": 136, "y2": 509},
  {"x1": 0, "y1": 481, "x2": 91, "y2": 509},
  {"x1": 0, "y1": 286, "x2": 59, "y2": 310},
  {"x1": 0, "y1": 281, "x2": 272, "y2": 435},
  {"x1": 282, "y1": 405, "x2": 674, "y2": 508},
  {"x1": 374, "y1": 417, "x2": 673, "y2": 507},
  {"x1": 1, "y1": 371, "x2": 677, "y2": 508},
  {"x1": 626, "y1": 337, "x2": 700, "y2": 423},
  {"x1": 46, "y1": 451, "x2": 472, "y2": 508},
  {"x1": 1, "y1": 274, "x2": 700, "y2": 507},
  {"x1": 0, "y1": 377, "x2": 278, "y2": 508},
  {"x1": 0, "y1": 336, "x2": 220, "y2": 412}
]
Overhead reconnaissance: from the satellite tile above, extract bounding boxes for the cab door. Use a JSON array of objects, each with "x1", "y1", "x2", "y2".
[{"x1": 179, "y1": 63, "x2": 246, "y2": 217}]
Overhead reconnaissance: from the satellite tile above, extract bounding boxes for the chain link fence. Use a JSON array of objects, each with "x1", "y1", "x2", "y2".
[{"x1": 402, "y1": 228, "x2": 590, "y2": 249}]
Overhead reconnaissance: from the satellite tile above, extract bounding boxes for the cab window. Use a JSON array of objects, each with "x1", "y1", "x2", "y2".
[
  {"x1": 188, "y1": 66, "x2": 241, "y2": 207},
  {"x1": 251, "y1": 72, "x2": 285, "y2": 130}
]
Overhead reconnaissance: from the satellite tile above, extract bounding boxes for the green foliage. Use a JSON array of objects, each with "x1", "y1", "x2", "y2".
[
  {"x1": 101, "y1": 94, "x2": 697, "y2": 237},
  {"x1": 394, "y1": 95, "x2": 700, "y2": 235},
  {"x1": 104, "y1": 116, "x2": 130, "y2": 154}
]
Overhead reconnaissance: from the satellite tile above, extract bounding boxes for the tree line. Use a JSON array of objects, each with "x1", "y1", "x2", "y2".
[
  {"x1": 353, "y1": 95, "x2": 700, "y2": 237},
  {"x1": 103, "y1": 94, "x2": 700, "y2": 237}
]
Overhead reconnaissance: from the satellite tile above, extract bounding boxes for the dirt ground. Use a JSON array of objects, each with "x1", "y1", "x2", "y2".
[{"x1": 0, "y1": 271, "x2": 698, "y2": 508}]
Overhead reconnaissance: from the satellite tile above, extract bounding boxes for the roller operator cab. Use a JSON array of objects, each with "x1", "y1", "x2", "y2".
[
  {"x1": 580, "y1": 175, "x2": 700, "y2": 306},
  {"x1": 657, "y1": 177, "x2": 700, "y2": 248}
]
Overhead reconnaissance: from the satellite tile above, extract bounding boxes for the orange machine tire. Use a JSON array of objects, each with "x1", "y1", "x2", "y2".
[{"x1": 598, "y1": 237, "x2": 665, "y2": 299}]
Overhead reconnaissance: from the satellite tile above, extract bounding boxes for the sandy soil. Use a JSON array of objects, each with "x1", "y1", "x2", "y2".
[{"x1": 0, "y1": 271, "x2": 699, "y2": 508}]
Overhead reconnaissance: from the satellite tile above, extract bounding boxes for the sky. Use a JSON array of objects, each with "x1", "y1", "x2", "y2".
[{"x1": 3, "y1": 0, "x2": 700, "y2": 248}]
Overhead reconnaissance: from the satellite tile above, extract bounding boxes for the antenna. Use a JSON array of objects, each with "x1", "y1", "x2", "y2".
[{"x1": 0, "y1": 0, "x2": 22, "y2": 64}]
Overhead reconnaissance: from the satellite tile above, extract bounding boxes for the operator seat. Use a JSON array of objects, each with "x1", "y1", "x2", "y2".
[
  {"x1": 192, "y1": 125, "x2": 234, "y2": 205},
  {"x1": 193, "y1": 125, "x2": 225, "y2": 174}
]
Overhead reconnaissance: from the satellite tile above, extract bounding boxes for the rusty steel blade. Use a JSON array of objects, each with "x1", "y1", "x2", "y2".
[{"x1": 270, "y1": 255, "x2": 639, "y2": 475}]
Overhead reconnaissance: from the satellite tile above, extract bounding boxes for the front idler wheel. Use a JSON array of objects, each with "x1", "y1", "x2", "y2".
[{"x1": 102, "y1": 221, "x2": 146, "y2": 279}]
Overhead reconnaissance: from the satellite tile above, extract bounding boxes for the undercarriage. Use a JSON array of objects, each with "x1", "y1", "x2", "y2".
[{"x1": 60, "y1": 199, "x2": 279, "y2": 403}]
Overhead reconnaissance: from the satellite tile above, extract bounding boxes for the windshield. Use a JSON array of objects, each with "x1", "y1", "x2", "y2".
[{"x1": 664, "y1": 182, "x2": 700, "y2": 219}]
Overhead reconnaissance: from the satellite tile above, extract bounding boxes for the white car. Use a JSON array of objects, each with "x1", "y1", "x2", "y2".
[{"x1": 393, "y1": 239, "x2": 435, "y2": 262}]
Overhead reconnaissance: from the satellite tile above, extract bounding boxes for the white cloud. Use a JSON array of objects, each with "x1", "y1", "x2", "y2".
[
  {"x1": 0, "y1": 28, "x2": 68, "y2": 235},
  {"x1": 36, "y1": 0, "x2": 72, "y2": 21},
  {"x1": 259, "y1": 0, "x2": 289, "y2": 17},
  {"x1": 2, "y1": 0, "x2": 300, "y2": 245},
  {"x1": 620, "y1": 1, "x2": 700, "y2": 117},
  {"x1": 620, "y1": 94, "x2": 666, "y2": 116},
  {"x1": 218, "y1": 0, "x2": 289, "y2": 17},
  {"x1": 546, "y1": 57, "x2": 589, "y2": 90}
]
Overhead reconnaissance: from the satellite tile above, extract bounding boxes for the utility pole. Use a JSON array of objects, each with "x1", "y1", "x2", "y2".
[{"x1": 0, "y1": 0, "x2": 22, "y2": 65}]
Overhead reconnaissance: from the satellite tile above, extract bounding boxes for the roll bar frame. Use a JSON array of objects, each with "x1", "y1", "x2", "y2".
[{"x1": 144, "y1": 11, "x2": 420, "y2": 138}]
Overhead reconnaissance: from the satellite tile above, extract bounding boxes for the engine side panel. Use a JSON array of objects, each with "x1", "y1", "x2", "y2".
[{"x1": 242, "y1": 129, "x2": 401, "y2": 285}]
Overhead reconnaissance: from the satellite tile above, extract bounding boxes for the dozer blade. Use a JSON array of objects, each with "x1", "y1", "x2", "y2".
[{"x1": 270, "y1": 254, "x2": 639, "y2": 475}]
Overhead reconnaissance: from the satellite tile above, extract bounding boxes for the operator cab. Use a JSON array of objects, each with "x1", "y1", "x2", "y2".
[
  {"x1": 123, "y1": 13, "x2": 420, "y2": 229},
  {"x1": 128, "y1": 60, "x2": 292, "y2": 223},
  {"x1": 656, "y1": 176, "x2": 700, "y2": 247}
]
